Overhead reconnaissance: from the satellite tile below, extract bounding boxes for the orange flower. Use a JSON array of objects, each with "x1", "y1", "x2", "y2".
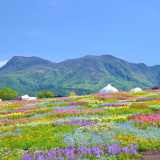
[
  {"x1": 4, "y1": 157, "x2": 7, "y2": 159},
  {"x1": 19, "y1": 136, "x2": 23, "y2": 139}
]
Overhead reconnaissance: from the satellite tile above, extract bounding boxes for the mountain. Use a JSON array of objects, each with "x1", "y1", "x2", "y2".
[
  {"x1": 0, "y1": 55, "x2": 159, "y2": 96},
  {"x1": 0, "y1": 56, "x2": 56, "y2": 74}
]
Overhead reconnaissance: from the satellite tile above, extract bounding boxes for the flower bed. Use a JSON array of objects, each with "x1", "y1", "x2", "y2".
[{"x1": 0, "y1": 91, "x2": 160, "y2": 159}]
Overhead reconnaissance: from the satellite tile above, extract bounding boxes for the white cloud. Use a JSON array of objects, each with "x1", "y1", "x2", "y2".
[{"x1": 0, "y1": 60, "x2": 8, "y2": 68}]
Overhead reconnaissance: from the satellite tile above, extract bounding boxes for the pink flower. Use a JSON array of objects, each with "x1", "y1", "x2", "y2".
[{"x1": 153, "y1": 123, "x2": 158, "y2": 127}]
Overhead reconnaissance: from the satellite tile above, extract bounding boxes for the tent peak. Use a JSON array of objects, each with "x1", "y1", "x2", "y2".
[{"x1": 100, "y1": 84, "x2": 119, "y2": 93}]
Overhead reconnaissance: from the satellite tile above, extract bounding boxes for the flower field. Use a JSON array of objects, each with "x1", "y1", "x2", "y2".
[{"x1": 1, "y1": 91, "x2": 160, "y2": 159}]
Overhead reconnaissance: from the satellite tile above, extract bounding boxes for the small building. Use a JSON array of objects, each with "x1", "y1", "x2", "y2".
[
  {"x1": 15, "y1": 96, "x2": 22, "y2": 101},
  {"x1": 152, "y1": 85, "x2": 160, "y2": 90},
  {"x1": 54, "y1": 95, "x2": 64, "y2": 97}
]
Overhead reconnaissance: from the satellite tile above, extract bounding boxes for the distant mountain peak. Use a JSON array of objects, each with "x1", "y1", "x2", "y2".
[
  {"x1": 0, "y1": 54, "x2": 159, "y2": 95},
  {"x1": 0, "y1": 55, "x2": 56, "y2": 73}
]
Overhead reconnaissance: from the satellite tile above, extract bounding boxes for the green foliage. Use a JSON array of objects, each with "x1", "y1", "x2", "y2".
[
  {"x1": 43, "y1": 90, "x2": 54, "y2": 98},
  {"x1": 0, "y1": 55, "x2": 159, "y2": 96},
  {"x1": 0, "y1": 123, "x2": 78, "y2": 150},
  {"x1": 0, "y1": 87, "x2": 18, "y2": 100},
  {"x1": 38, "y1": 92, "x2": 44, "y2": 99},
  {"x1": 37, "y1": 90, "x2": 54, "y2": 99}
]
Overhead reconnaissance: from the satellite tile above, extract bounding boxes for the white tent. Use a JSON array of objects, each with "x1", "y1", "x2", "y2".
[
  {"x1": 21, "y1": 94, "x2": 37, "y2": 100},
  {"x1": 100, "y1": 84, "x2": 119, "y2": 93},
  {"x1": 27, "y1": 97, "x2": 37, "y2": 100},
  {"x1": 21, "y1": 94, "x2": 30, "y2": 100},
  {"x1": 130, "y1": 87, "x2": 142, "y2": 92}
]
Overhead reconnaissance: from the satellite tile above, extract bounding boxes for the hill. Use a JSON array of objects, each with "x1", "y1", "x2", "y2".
[{"x1": 0, "y1": 55, "x2": 159, "y2": 96}]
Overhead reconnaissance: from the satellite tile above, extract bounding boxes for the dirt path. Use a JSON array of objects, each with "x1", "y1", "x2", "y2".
[{"x1": 137, "y1": 149, "x2": 160, "y2": 160}]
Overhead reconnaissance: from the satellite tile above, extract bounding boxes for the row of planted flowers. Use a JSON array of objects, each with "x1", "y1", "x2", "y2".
[
  {"x1": 1, "y1": 90, "x2": 160, "y2": 160},
  {"x1": 20, "y1": 143, "x2": 138, "y2": 160}
]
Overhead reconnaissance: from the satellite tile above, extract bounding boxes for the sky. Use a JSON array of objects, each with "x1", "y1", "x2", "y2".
[{"x1": 0, "y1": 0, "x2": 160, "y2": 67}]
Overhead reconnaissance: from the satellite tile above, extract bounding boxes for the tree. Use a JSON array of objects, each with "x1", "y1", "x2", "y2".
[
  {"x1": 38, "y1": 90, "x2": 54, "y2": 98},
  {"x1": 44, "y1": 90, "x2": 54, "y2": 98},
  {"x1": 70, "y1": 90, "x2": 76, "y2": 97},
  {"x1": 0, "y1": 87, "x2": 18, "y2": 100},
  {"x1": 37, "y1": 90, "x2": 54, "y2": 99},
  {"x1": 38, "y1": 92, "x2": 44, "y2": 99}
]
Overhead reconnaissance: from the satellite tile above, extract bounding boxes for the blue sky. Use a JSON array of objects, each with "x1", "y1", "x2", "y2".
[{"x1": 0, "y1": 0, "x2": 160, "y2": 67}]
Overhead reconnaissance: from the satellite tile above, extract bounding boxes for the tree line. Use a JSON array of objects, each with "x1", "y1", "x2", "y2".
[
  {"x1": 0, "y1": 88, "x2": 55, "y2": 101},
  {"x1": 38, "y1": 90, "x2": 54, "y2": 99},
  {"x1": 0, "y1": 87, "x2": 92, "y2": 101}
]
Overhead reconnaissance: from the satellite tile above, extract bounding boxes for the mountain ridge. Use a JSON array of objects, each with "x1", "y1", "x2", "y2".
[
  {"x1": 2, "y1": 54, "x2": 159, "y2": 68},
  {"x1": 0, "y1": 55, "x2": 159, "y2": 96}
]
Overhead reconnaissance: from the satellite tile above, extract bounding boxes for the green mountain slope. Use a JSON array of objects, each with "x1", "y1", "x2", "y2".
[{"x1": 0, "y1": 55, "x2": 159, "y2": 96}]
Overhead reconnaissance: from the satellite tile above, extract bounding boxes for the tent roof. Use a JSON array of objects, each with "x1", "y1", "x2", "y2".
[
  {"x1": 22, "y1": 94, "x2": 29, "y2": 97},
  {"x1": 100, "y1": 84, "x2": 119, "y2": 93},
  {"x1": 130, "y1": 87, "x2": 142, "y2": 92}
]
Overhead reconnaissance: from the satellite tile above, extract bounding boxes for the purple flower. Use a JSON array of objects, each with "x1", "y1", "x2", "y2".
[
  {"x1": 86, "y1": 148, "x2": 91, "y2": 155},
  {"x1": 133, "y1": 150, "x2": 137, "y2": 155},
  {"x1": 133, "y1": 142, "x2": 138, "y2": 149},
  {"x1": 64, "y1": 148, "x2": 69, "y2": 156},
  {"x1": 20, "y1": 143, "x2": 138, "y2": 159},
  {"x1": 136, "y1": 97, "x2": 159, "y2": 101},
  {"x1": 78, "y1": 155, "x2": 83, "y2": 159},
  {"x1": 100, "y1": 149, "x2": 104, "y2": 155}
]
